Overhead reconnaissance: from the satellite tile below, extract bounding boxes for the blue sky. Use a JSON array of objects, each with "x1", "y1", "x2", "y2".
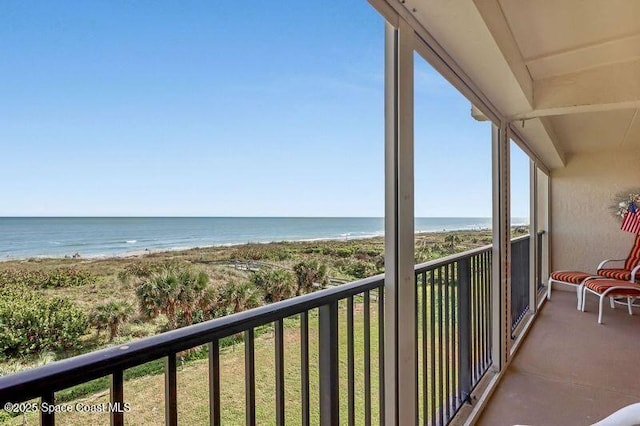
[{"x1": 0, "y1": 1, "x2": 530, "y2": 218}]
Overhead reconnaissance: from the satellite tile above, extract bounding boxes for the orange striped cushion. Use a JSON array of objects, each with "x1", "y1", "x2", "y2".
[
  {"x1": 597, "y1": 269, "x2": 632, "y2": 281},
  {"x1": 550, "y1": 271, "x2": 592, "y2": 284},
  {"x1": 585, "y1": 278, "x2": 640, "y2": 296},
  {"x1": 624, "y1": 234, "x2": 640, "y2": 270}
]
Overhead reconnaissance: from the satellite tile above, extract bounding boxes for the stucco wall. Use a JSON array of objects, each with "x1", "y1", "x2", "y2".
[{"x1": 551, "y1": 149, "x2": 640, "y2": 273}]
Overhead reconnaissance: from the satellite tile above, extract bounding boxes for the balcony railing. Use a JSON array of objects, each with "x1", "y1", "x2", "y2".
[
  {"x1": 415, "y1": 244, "x2": 493, "y2": 426},
  {"x1": 0, "y1": 276, "x2": 385, "y2": 426},
  {"x1": 510, "y1": 235, "x2": 531, "y2": 333},
  {"x1": 536, "y1": 230, "x2": 546, "y2": 292},
  {"x1": 0, "y1": 238, "x2": 539, "y2": 426}
]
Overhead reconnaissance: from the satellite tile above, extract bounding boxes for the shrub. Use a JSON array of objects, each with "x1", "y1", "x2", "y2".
[
  {"x1": 263, "y1": 248, "x2": 292, "y2": 261},
  {"x1": 342, "y1": 261, "x2": 377, "y2": 279},
  {"x1": 335, "y1": 248, "x2": 354, "y2": 258},
  {"x1": 0, "y1": 285, "x2": 87, "y2": 358},
  {"x1": 252, "y1": 269, "x2": 296, "y2": 303},
  {"x1": 44, "y1": 268, "x2": 95, "y2": 287},
  {"x1": 89, "y1": 301, "x2": 135, "y2": 341},
  {"x1": 136, "y1": 267, "x2": 211, "y2": 329},
  {"x1": 293, "y1": 260, "x2": 329, "y2": 295},
  {"x1": 219, "y1": 281, "x2": 261, "y2": 314},
  {"x1": 118, "y1": 261, "x2": 183, "y2": 282},
  {"x1": 0, "y1": 268, "x2": 94, "y2": 288},
  {"x1": 444, "y1": 234, "x2": 461, "y2": 249}
]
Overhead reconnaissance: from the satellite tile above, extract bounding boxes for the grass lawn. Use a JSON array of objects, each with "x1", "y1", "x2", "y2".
[
  {"x1": 3, "y1": 285, "x2": 485, "y2": 426},
  {"x1": 4, "y1": 297, "x2": 383, "y2": 425}
]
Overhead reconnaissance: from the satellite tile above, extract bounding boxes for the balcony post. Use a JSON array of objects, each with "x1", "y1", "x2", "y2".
[
  {"x1": 318, "y1": 302, "x2": 339, "y2": 426},
  {"x1": 458, "y1": 256, "x2": 472, "y2": 403},
  {"x1": 384, "y1": 17, "x2": 417, "y2": 426},
  {"x1": 491, "y1": 123, "x2": 511, "y2": 369}
]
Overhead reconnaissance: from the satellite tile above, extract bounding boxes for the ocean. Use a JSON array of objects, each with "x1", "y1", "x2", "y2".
[{"x1": 0, "y1": 217, "x2": 528, "y2": 260}]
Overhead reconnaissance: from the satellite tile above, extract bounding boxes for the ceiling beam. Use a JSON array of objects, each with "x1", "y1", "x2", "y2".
[
  {"x1": 473, "y1": 0, "x2": 533, "y2": 105},
  {"x1": 472, "y1": 0, "x2": 564, "y2": 167},
  {"x1": 525, "y1": 32, "x2": 640, "y2": 79},
  {"x1": 511, "y1": 59, "x2": 640, "y2": 120}
]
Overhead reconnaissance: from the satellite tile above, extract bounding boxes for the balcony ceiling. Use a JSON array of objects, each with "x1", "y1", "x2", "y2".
[{"x1": 393, "y1": 0, "x2": 640, "y2": 168}]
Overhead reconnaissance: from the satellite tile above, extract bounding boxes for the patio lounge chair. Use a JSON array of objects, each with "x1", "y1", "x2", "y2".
[
  {"x1": 547, "y1": 271, "x2": 598, "y2": 309},
  {"x1": 596, "y1": 234, "x2": 640, "y2": 282},
  {"x1": 580, "y1": 278, "x2": 640, "y2": 324},
  {"x1": 548, "y1": 235, "x2": 640, "y2": 309}
]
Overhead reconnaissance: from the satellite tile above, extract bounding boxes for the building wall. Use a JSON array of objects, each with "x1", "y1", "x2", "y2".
[{"x1": 551, "y1": 148, "x2": 640, "y2": 273}]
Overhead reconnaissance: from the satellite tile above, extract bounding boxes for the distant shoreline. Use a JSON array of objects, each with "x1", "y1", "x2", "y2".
[
  {"x1": 0, "y1": 217, "x2": 528, "y2": 262},
  {"x1": 0, "y1": 226, "x2": 518, "y2": 263}
]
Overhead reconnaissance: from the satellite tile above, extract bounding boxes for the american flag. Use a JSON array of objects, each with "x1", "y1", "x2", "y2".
[{"x1": 621, "y1": 201, "x2": 640, "y2": 234}]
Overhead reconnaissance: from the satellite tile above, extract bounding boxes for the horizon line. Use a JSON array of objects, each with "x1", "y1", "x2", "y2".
[{"x1": 0, "y1": 215, "x2": 526, "y2": 219}]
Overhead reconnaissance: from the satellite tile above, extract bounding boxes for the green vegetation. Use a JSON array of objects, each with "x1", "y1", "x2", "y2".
[
  {"x1": 293, "y1": 259, "x2": 329, "y2": 295},
  {"x1": 0, "y1": 284, "x2": 87, "y2": 359},
  {"x1": 251, "y1": 269, "x2": 296, "y2": 303},
  {"x1": 136, "y1": 267, "x2": 213, "y2": 329},
  {"x1": 0, "y1": 229, "x2": 494, "y2": 369},
  {"x1": 89, "y1": 301, "x2": 134, "y2": 342},
  {"x1": 0, "y1": 229, "x2": 515, "y2": 424},
  {"x1": 2, "y1": 304, "x2": 383, "y2": 426},
  {"x1": 219, "y1": 280, "x2": 261, "y2": 314},
  {"x1": 0, "y1": 268, "x2": 95, "y2": 289}
]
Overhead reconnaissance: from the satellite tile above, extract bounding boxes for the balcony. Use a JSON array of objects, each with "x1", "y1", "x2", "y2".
[{"x1": 0, "y1": 235, "x2": 541, "y2": 425}]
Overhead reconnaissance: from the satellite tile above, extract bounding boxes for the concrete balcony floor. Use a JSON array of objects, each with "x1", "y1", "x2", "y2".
[{"x1": 478, "y1": 289, "x2": 640, "y2": 426}]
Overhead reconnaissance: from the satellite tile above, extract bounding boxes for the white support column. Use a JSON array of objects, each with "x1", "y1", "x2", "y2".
[
  {"x1": 546, "y1": 172, "x2": 552, "y2": 276},
  {"x1": 384, "y1": 17, "x2": 417, "y2": 426},
  {"x1": 529, "y1": 160, "x2": 538, "y2": 314},
  {"x1": 491, "y1": 123, "x2": 510, "y2": 370},
  {"x1": 537, "y1": 169, "x2": 551, "y2": 291}
]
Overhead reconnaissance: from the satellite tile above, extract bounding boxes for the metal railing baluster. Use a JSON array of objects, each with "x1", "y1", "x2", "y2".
[
  {"x1": 165, "y1": 353, "x2": 178, "y2": 426},
  {"x1": 41, "y1": 391, "x2": 55, "y2": 426},
  {"x1": 110, "y1": 369, "x2": 124, "y2": 426},
  {"x1": 319, "y1": 302, "x2": 339, "y2": 426},
  {"x1": 440, "y1": 264, "x2": 452, "y2": 423},
  {"x1": 209, "y1": 340, "x2": 221, "y2": 426},
  {"x1": 421, "y1": 272, "x2": 428, "y2": 426},
  {"x1": 245, "y1": 329, "x2": 256, "y2": 426},
  {"x1": 347, "y1": 296, "x2": 355, "y2": 426},
  {"x1": 300, "y1": 312, "x2": 310, "y2": 426},
  {"x1": 378, "y1": 285, "x2": 385, "y2": 426},
  {"x1": 364, "y1": 290, "x2": 372, "y2": 426},
  {"x1": 275, "y1": 320, "x2": 285, "y2": 426},
  {"x1": 429, "y1": 269, "x2": 436, "y2": 426}
]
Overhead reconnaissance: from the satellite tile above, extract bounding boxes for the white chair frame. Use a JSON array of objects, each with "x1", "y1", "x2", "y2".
[
  {"x1": 580, "y1": 278, "x2": 640, "y2": 324},
  {"x1": 596, "y1": 259, "x2": 640, "y2": 282},
  {"x1": 547, "y1": 272, "x2": 599, "y2": 310}
]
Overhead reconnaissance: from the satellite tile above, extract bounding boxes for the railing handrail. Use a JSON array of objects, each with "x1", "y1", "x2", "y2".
[
  {"x1": 0, "y1": 235, "x2": 534, "y2": 405},
  {"x1": 414, "y1": 234, "x2": 533, "y2": 274},
  {"x1": 414, "y1": 244, "x2": 493, "y2": 273},
  {"x1": 0, "y1": 274, "x2": 384, "y2": 403},
  {"x1": 510, "y1": 234, "x2": 531, "y2": 243}
]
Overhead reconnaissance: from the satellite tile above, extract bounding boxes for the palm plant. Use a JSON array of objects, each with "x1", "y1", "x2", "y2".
[
  {"x1": 136, "y1": 267, "x2": 210, "y2": 329},
  {"x1": 444, "y1": 234, "x2": 461, "y2": 250},
  {"x1": 293, "y1": 260, "x2": 329, "y2": 295},
  {"x1": 89, "y1": 301, "x2": 134, "y2": 341},
  {"x1": 220, "y1": 281, "x2": 261, "y2": 314},
  {"x1": 252, "y1": 269, "x2": 296, "y2": 303}
]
